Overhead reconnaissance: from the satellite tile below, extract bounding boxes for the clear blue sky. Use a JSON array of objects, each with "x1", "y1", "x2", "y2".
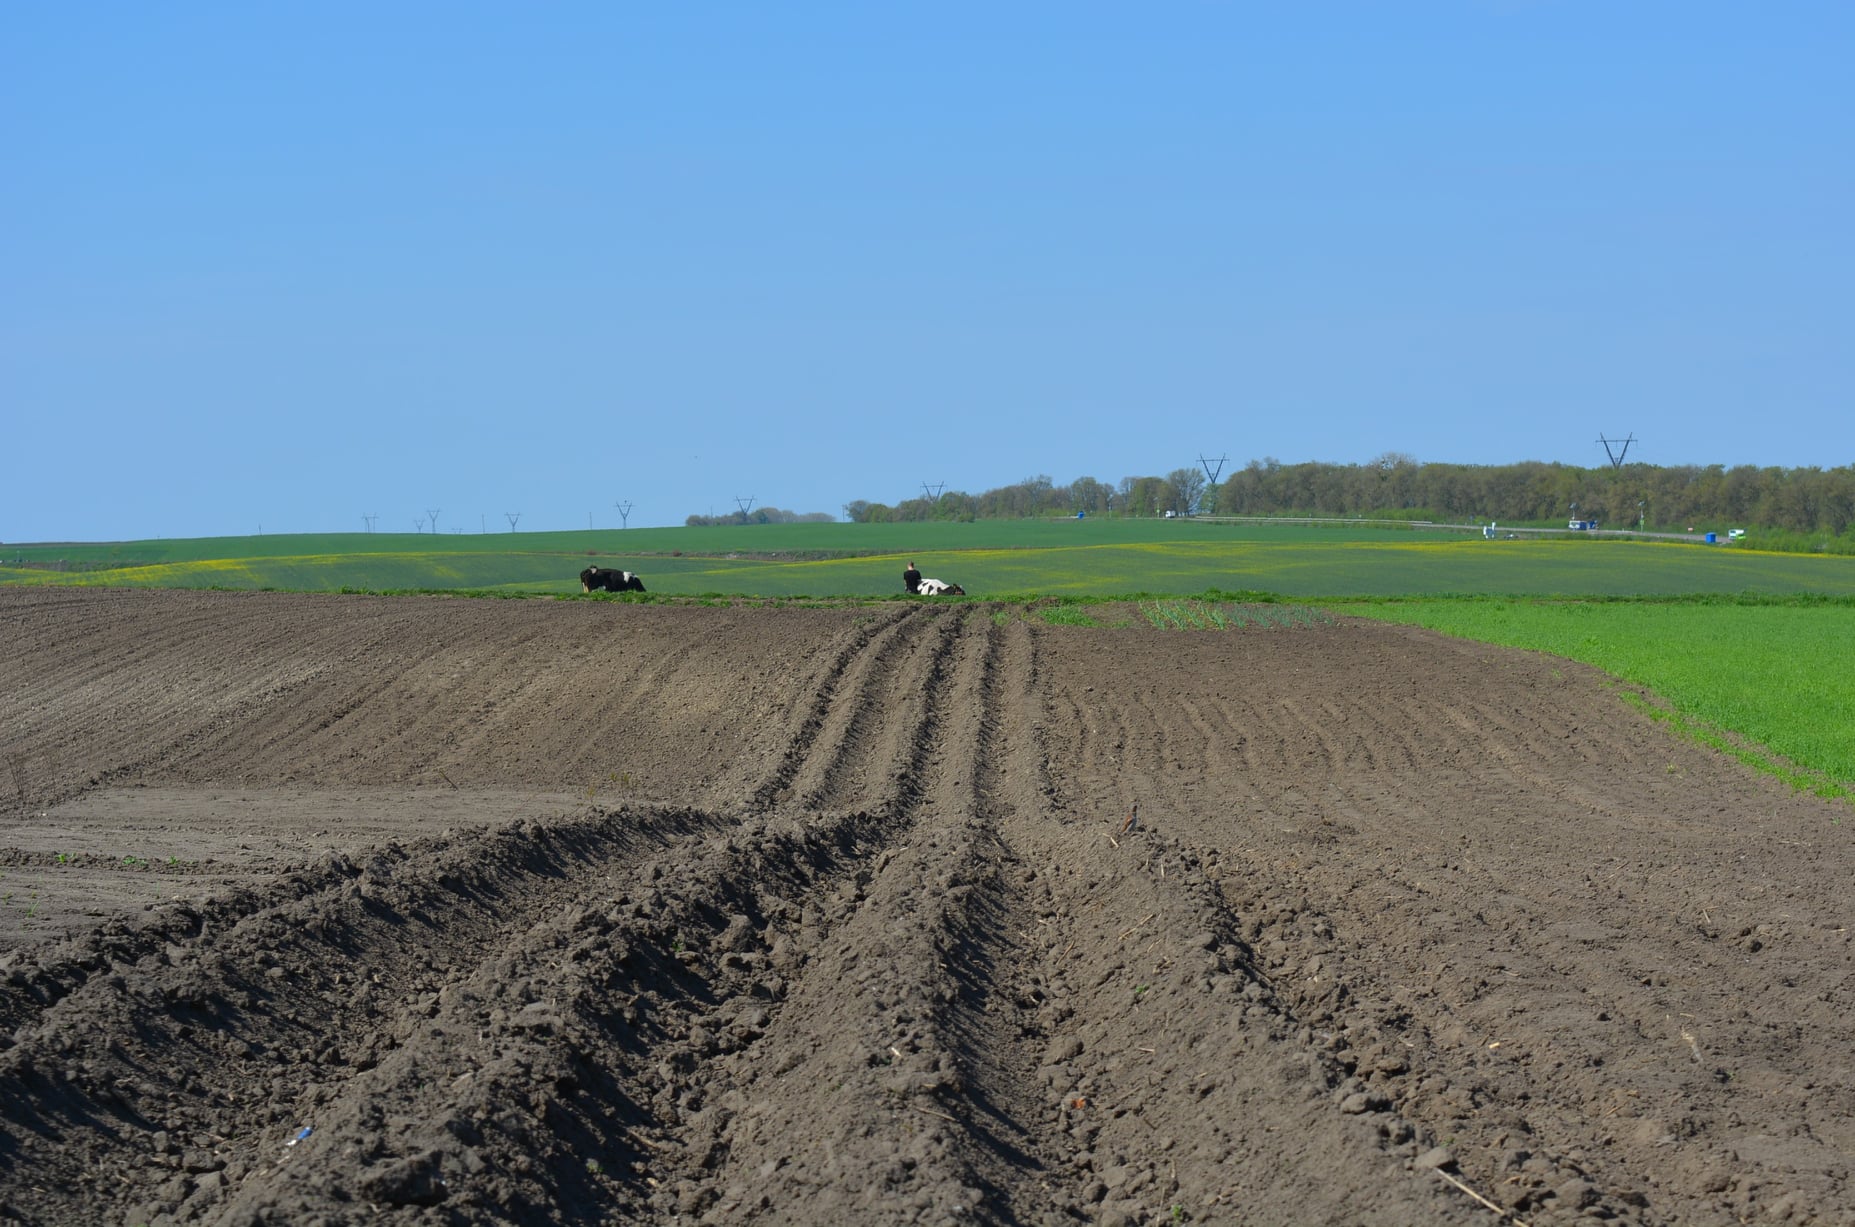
[{"x1": 4, "y1": 2, "x2": 1850, "y2": 540}]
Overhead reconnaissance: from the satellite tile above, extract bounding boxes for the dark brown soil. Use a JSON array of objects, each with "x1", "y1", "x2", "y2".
[{"x1": 1, "y1": 588, "x2": 1849, "y2": 1226}]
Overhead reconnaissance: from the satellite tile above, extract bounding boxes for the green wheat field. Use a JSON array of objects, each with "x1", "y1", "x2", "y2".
[{"x1": 7, "y1": 521, "x2": 1855, "y2": 598}]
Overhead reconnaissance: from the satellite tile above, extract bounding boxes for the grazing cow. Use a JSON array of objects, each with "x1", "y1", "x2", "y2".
[
  {"x1": 580, "y1": 566, "x2": 646, "y2": 593},
  {"x1": 916, "y1": 578, "x2": 965, "y2": 596}
]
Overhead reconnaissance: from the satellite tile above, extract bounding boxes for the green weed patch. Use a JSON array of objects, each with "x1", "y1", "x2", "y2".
[{"x1": 1038, "y1": 605, "x2": 1101, "y2": 627}]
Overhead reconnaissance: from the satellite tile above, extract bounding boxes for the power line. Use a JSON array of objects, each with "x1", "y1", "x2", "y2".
[
  {"x1": 921, "y1": 481, "x2": 946, "y2": 502},
  {"x1": 425, "y1": 508, "x2": 442, "y2": 534},
  {"x1": 733, "y1": 495, "x2": 756, "y2": 518},
  {"x1": 1597, "y1": 434, "x2": 1637, "y2": 470},
  {"x1": 1198, "y1": 453, "x2": 1229, "y2": 485},
  {"x1": 615, "y1": 500, "x2": 634, "y2": 529},
  {"x1": 504, "y1": 512, "x2": 521, "y2": 532}
]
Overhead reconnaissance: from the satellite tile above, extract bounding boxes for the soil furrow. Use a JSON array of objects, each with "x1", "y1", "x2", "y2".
[
  {"x1": 993, "y1": 622, "x2": 1479, "y2": 1224},
  {"x1": 201, "y1": 806, "x2": 904, "y2": 1226},
  {"x1": 3, "y1": 805, "x2": 928, "y2": 1224},
  {"x1": 4, "y1": 590, "x2": 1854, "y2": 1225},
  {"x1": 1034, "y1": 617, "x2": 1855, "y2": 1225},
  {"x1": 924, "y1": 619, "x2": 1083, "y2": 1224},
  {"x1": 648, "y1": 609, "x2": 998, "y2": 1222},
  {"x1": 780, "y1": 607, "x2": 952, "y2": 815},
  {"x1": 744, "y1": 606, "x2": 918, "y2": 813},
  {"x1": 2, "y1": 812, "x2": 712, "y2": 1206}
]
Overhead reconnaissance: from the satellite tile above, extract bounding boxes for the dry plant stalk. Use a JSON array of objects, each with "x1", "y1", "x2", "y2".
[
  {"x1": 1433, "y1": 1167, "x2": 1531, "y2": 1227},
  {"x1": 1117, "y1": 913, "x2": 1156, "y2": 942}
]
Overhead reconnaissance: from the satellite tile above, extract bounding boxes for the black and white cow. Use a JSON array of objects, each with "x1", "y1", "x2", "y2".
[
  {"x1": 916, "y1": 578, "x2": 965, "y2": 596},
  {"x1": 580, "y1": 566, "x2": 646, "y2": 593}
]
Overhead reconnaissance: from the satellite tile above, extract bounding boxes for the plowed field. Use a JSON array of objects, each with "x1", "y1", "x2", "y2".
[{"x1": 2, "y1": 589, "x2": 1850, "y2": 1226}]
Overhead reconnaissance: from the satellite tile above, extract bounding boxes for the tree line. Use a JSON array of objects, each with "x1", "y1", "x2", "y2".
[
  {"x1": 842, "y1": 457, "x2": 1855, "y2": 544},
  {"x1": 685, "y1": 506, "x2": 835, "y2": 527},
  {"x1": 845, "y1": 469, "x2": 1212, "y2": 525}
]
